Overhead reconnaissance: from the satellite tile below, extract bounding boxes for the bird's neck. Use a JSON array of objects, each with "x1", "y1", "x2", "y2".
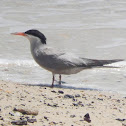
[{"x1": 27, "y1": 36, "x2": 45, "y2": 50}]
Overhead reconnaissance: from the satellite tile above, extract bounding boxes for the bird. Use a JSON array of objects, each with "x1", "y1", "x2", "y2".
[{"x1": 12, "y1": 29, "x2": 124, "y2": 87}]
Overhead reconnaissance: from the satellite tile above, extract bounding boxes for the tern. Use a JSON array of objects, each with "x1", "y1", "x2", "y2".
[{"x1": 12, "y1": 29, "x2": 123, "y2": 87}]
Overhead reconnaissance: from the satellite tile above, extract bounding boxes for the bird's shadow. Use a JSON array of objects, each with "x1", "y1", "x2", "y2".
[{"x1": 24, "y1": 83, "x2": 102, "y2": 91}]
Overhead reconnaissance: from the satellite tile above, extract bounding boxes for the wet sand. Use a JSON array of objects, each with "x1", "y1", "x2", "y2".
[{"x1": 0, "y1": 80, "x2": 126, "y2": 126}]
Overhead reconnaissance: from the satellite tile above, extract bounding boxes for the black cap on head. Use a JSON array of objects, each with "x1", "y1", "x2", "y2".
[{"x1": 25, "y1": 29, "x2": 46, "y2": 44}]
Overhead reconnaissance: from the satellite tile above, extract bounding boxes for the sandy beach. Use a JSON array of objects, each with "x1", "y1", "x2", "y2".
[{"x1": 0, "y1": 80, "x2": 126, "y2": 126}]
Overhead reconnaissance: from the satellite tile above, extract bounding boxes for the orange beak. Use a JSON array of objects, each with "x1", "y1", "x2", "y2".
[{"x1": 11, "y1": 32, "x2": 27, "y2": 36}]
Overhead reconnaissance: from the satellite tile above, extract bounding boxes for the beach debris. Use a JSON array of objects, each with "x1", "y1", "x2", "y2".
[
  {"x1": 97, "y1": 98, "x2": 103, "y2": 101},
  {"x1": 84, "y1": 113, "x2": 91, "y2": 123},
  {"x1": 44, "y1": 116, "x2": 49, "y2": 121},
  {"x1": 116, "y1": 118, "x2": 126, "y2": 122},
  {"x1": 72, "y1": 103, "x2": 78, "y2": 106},
  {"x1": 116, "y1": 99, "x2": 120, "y2": 103},
  {"x1": 39, "y1": 100, "x2": 43, "y2": 102},
  {"x1": 58, "y1": 90, "x2": 64, "y2": 94},
  {"x1": 75, "y1": 94, "x2": 81, "y2": 97},
  {"x1": 72, "y1": 101, "x2": 84, "y2": 107},
  {"x1": 72, "y1": 98, "x2": 77, "y2": 102},
  {"x1": 47, "y1": 103, "x2": 59, "y2": 107},
  {"x1": 13, "y1": 108, "x2": 38, "y2": 115},
  {"x1": 64, "y1": 94, "x2": 74, "y2": 99},
  {"x1": 27, "y1": 118, "x2": 37, "y2": 123},
  {"x1": 51, "y1": 90, "x2": 56, "y2": 93},
  {"x1": 11, "y1": 120, "x2": 27, "y2": 125},
  {"x1": 9, "y1": 112, "x2": 15, "y2": 116},
  {"x1": 0, "y1": 116, "x2": 3, "y2": 120},
  {"x1": 49, "y1": 121, "x2": 57, "y2": 125},
  {"x1": 70, "y1": 115, "x2": 76, "y2": 118},
  {"x1": 78, "y1": 101, "x2": 84, "y2": 106}
]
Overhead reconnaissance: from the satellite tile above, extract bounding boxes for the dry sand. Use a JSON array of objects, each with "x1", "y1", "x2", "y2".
[{"x1": 0, "y1": 80, "x2": 126, "y2": 126}]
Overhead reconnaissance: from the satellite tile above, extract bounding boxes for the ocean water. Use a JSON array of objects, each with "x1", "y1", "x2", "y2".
[{"x1": 0, "y1": 0, "x2": 126, "y2": 95}]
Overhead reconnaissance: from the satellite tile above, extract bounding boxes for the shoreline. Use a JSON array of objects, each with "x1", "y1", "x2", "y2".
[{"x1": 0, "y1": 80, "x2": 126, "y2": 126}]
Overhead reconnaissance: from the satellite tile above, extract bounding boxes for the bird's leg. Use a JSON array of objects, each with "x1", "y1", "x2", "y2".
[
  {"x1": 51, "y1": 74, "x2": 55, "y2": 88},
  {"x1": 59, "y1": 74, "x2": 61, "y2": 85}
]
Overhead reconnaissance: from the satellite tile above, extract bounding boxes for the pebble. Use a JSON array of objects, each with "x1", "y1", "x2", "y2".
[
  {"x1": 72, "y1": 101, "x2": 84, "y2": 107},
  {"x1": 78, "y1": 101, "x2": 84, "y2": 106},
  {"x1": 11, "y1": 120, "x2": 27, "y2": 125},
  {"x1": 51, "y1": 90, "x2": 56, "y2": 93},
  {"x1": 13, "y1": 108, "x2": 38, "y2": 115},
  {"x1": 0, "y1": 116, "x2": 3, "y2": 120},
  {"x1": 49, "y1": 121, "x2": 57, "y2": 125},
  {"x1": 72, "y1": 103, "x2": 78, "y2": 106},
  {"x1": 64, "y1": 94, "x2": 74, "y2": 99},
  {"x1": 9, "y1": 112, "x2": 15, "y2": 116},
  {"x1": 75, "y1": 94, "x2": 81, "y2": 97},
  {"x1": 40, "y1": 100, "x2": 43, "y2": 102},
  {"x1": 97, "y1": 98, "x2": 103, "y2": 101},
  {"x1": 116, "y1": 99, "x2": 120, "y2": 103},
  {"x1": 84, "y1": 113, "x2": 91, "y2": 123},
  {"x1": 70, "y1": 115, "x2": 76, "y2": 118},
  {"x1": 47, "y1": 103, "x2": 59, "y2": 107},
  {"x1": 27, "y1": 118, "x2": 37, "y2": 123},
  {"x1": 72, "y1": 98, "x2": 77, "y2": 102},
  {"x1": 44, "y1": 116, "x2": 49, "y2": 121},
  {"x1": 58, "y1": 90, "x2": 64, "y2": 94},
  {"x1": 116, "y1": 118, "x2": 126, "y2": 121}
]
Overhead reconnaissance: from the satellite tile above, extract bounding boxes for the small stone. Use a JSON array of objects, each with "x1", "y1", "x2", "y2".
[
  {"x1": 47, "y1": 103, "x2": 59, "y2": 107},
  {"x1": 51, "y1": 90, "x2": 56, "y2": 93},
  {"x1": 116, "y1": 118, "x2": 125, "y2": 122},
  {"x1": 116, "y1": 99, "x2": 120, "y2": 103},
  {"x1": 75, "y1": 94, "x2": 81, "y2": 97},
  {"x1": 70, "y1": 115, "x2": 76, "y2": 118},
  {"x1": 58, "y1": 90, "x2": 64, "y2": 94},
  {"x1": 73, "y1": 103, "x2": 78, "y2": 106},
  {"x1": 25, "y1": 116, "x2": 29, "y2": 119},
  {"x1": 9, "y1": 112, "x2": 15, "y2": 116},
  {"x1": 53, "y1": 103, "x2": 59, "y2": 107},
  {"x1": 48, "y1": 98, "x2": 53, "y2": 100},
  {"x1": 97, "y1": 98, "x2": 103, "y2": 101},
  {"x1": 11, "y1": 120, "x2": 27, "y2": 125},
  {"x1": 64, "y1": 94, "x2": 74, "y2": 99},
  {"x1": 13, "y1": 108, "x2": 38, "y2": 115},
  {"x1": 40, "y1": 100, "x2": 43, "y2": 102},
  {"x1": 72, "y1": 98, "x2": 77, "y2": 102},
  {"x1": 49, "y1": 121, "x2": 57, "y2": 125},
  {"x1": 27, "y1": 118, "x2": 37, "y2": 123},
  {"x1": 20, "y1": 104, "x2": 25, "y2": 106},
  {"x1": 78, "y1": 101, "x2": 84, "y2": 107},
  {"x1": 84, "y1": 113, "x2": 91, "y2": 123},
  {"x1": 20, "y1": 117, "x2": 26, "y2": 120},
  {"x1": 0, "y1": 116, "x2": 3, "y2": 120},
  {"x1": 44, "y1": 116, "x2": 48, "y2": 121}
]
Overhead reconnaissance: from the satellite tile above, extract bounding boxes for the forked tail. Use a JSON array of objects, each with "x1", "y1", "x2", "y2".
[{"x1": 82, "y1": 58, "x2": 124, "y2": 68}]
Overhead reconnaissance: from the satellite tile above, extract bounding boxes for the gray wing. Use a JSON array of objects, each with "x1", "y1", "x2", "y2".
[
  {"x1": 38, "y1": 47, "x2": 87, "y2": 70},
  {"x1": 36, "y1": 47, "x2": 123, "y2": 72}
]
